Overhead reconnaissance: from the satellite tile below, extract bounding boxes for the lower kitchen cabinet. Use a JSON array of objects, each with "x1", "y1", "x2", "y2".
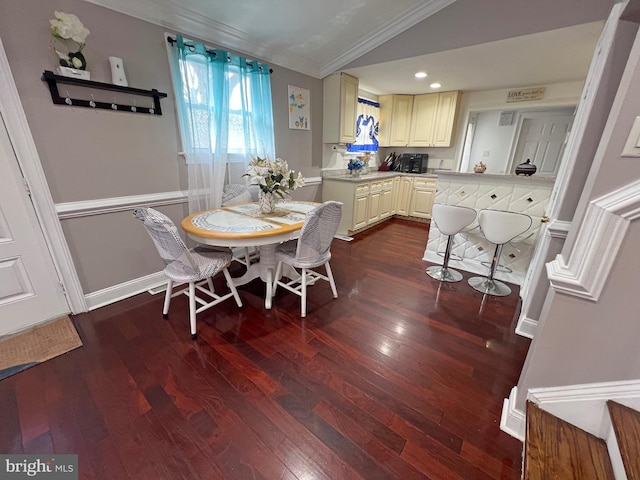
[
  {"x1": 395, "y1": 176, "x2": 414, "y2": 216},
  {"x1": 409, "y1": 177, "x2": 437, "y2": 219},
  {"x1": 323, "y1": 174, "x2": 436, "y2": 236}
]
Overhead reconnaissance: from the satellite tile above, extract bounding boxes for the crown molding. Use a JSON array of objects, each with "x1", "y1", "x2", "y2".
[
  {"x1": 547, "y1": 179, "x2": 640, "y2": 301},
  {"x1": 320, "y1": 0, "x2": 456, "y2": 77},
  {"x1": 86, "y1": 0, "x2": 453, "y2": 79}
]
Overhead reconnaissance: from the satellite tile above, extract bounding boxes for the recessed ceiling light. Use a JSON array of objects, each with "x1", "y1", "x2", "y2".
[
  {"x1": 430, "y1": 82, "x2": 442, "y2": 89},
  {"x1": 414, "y1": 71, "x2": 428, "y2": 79}
]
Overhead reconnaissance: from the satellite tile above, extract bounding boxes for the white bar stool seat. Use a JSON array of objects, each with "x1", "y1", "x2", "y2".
[
  {"x1": 426, "y1": 204, "x2": 477, "y2": 282},
  {"x1": 468, "y1": 209, "x2": 532, "y2": 296}
]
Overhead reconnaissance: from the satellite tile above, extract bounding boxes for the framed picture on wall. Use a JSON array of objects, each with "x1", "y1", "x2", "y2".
[{"x1": 288, "y1": 85, "x2": 310, "y2": 130}]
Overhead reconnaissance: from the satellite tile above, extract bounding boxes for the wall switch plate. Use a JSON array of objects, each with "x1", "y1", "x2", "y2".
[
  {"x1": 621, "y1": 116, "x2": 640, "y2": 157},
  {"x1": 109, "y1": 56, "x2": 128, "y2": 87}
]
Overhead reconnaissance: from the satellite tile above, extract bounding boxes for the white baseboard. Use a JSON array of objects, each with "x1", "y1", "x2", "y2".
[
  {"x1": 500, "y1": 386, "x2": 526, "y2": 441},
  {"x1": 84, "y1": 271, "x2": 167, "y2": 311},
  {"x1": 515, "y1": 315, "x2": 537, "y2": 339}
]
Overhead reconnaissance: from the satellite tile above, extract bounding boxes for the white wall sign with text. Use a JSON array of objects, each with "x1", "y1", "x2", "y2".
[{"x1": 507, "y1": 87, "x2": 545, "y2": 103}]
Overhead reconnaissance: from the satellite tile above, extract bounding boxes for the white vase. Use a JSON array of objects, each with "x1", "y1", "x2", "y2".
[{"x1": 258, "y1": 191, "x2": 277, "y2": 214}]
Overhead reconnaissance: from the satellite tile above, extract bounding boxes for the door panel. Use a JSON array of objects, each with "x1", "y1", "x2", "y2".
[
  {"x1": 0, "y1": 112, "x2": 68, "y2": 335},
  {"x1": 513, "y1": 115, "x2": 574, "y2": 177}
]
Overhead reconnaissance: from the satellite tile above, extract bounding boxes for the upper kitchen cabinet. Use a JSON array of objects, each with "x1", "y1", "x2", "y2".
[
  {"x1": 323, "y1": 72, "x2": 359, "y2": 144},
  {"x1": 378, "y1": 95, "x2": 413, "y2": 146},
  {"x1": 409, "y1": 91, "x2": 460, "y2": 147}
]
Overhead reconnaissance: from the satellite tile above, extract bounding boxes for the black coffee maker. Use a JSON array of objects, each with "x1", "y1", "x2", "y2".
[{"x1": 398, "y1": 153, "x2": 429, "y2": 173}]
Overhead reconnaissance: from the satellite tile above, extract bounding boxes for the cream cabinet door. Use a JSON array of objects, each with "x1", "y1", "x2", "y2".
[
  {"x1": 409, "y1": 189, "x2": 436, "y2": 218},
  {"x1": 409, "y1": 177, "x2": 437, "y2": 218},
  {"x1": 322, "y1": 72, "x2": 359, "y2": 144},
  {"x1": 339, "y1": 74, "x2": 359, "y2": 143},
  {"x1": 379, "y1": 179, "x2": 394, "y2": 219},
  {"x1": 408, "y1": 93, "x2": 438, "y2": 147},
  {"x1": 379, "y1": 95, "x2": 413, "y2": 146},
  {"x1": 432, "y1": 91, "x2": 460, "y2": 147},
  {"x1": 396, "y1": 176, "x2": 414, "y2": 216},
  {"x1": 354, "y1": 194, "x2": 369, "y2": 230}
]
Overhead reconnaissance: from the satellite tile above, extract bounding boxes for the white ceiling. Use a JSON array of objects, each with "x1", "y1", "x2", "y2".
[
  {"x1": 346, "y1": 21, "x2": 604, "y2": 95},
  {"x1": 87, "y1": 0, "x2": 604, "y2": 95}
]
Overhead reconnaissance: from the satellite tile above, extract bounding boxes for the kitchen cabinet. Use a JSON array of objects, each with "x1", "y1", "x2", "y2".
[
  {"x1": 323, "y1": 174, "x2": 437, "y2": 235},
  {"x1": 378, "y1": 95, "x2": 413, "y2": 146},
  {"x1": 409, "y1": 91, "x2": 460, "y2": 147},
  {"x1": 395, "y1": 176, "x2": 414, "y2": 216},
  {"x1": 379, "y1": 91, "x2": 460, "y2": 147},
  {"x1": 409, "y1": 177, "x2": 437, "y2": 218},
  {"x1": 391, "y1": 176, "x2": 401, "y2": 214},
  {"x1": 379, "y1": 178, "x2": 394, "y2": 219},
  {"x1": 323, "y1": 72, "x2": 359, "y2": 144},
  {"x1": 353, "y1": 183, "x2": 370, "y2": 231}
]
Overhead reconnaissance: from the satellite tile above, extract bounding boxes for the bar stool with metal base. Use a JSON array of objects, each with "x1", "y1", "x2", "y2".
[
  {"x1": 468, "y1": 209, "x2": 532, "y2": 296},
  {"x1": 426, "y1": 204, "x2": 477, "y2": 282}
]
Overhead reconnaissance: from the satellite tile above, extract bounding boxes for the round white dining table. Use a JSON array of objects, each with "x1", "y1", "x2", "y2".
[{"x1": 182, "y1": 201, "x2": 320, "y2": 309}]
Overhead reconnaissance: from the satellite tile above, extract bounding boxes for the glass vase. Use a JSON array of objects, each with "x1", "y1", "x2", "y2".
[{"x1": 258, "y1": 190, "x2": 277, "y2": 214}]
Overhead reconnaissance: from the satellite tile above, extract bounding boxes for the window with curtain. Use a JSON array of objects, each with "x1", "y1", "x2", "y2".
[
  {"x1": 167, "y1": 34, "x2": 275, "y2": 213},
  {"x1": 346, "y1": 98, "x2": 380, "y2": 153}
]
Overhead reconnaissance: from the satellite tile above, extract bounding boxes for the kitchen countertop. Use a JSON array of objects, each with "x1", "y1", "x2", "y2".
[
  {"x1": 323, "y1": 171, "x2": 438, "y2": 183},
  {"x1": 436, "y1": 171, "x2": 556, "y2": 182}
]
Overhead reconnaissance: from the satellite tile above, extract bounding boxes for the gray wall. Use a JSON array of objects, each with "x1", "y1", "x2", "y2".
[{"x1": 0, "y1": 0, "x2": 322, "y2": 294}]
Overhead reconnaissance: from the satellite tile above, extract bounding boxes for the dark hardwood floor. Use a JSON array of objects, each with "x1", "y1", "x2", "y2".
[{"x1": 0, "y1": 219, "x2": 531, "y2": 479}]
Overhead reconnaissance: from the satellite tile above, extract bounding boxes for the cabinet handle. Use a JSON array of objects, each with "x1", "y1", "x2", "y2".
[{"x1": 541, "y1": 216, "x2": 550, "y2": 223}]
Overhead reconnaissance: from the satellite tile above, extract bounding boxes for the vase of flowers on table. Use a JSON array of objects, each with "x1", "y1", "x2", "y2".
[
  {"x1": 243, "y1": 156, "x2": 305, "y2": 214},
  {"x1": 50, "y1": 11, "x2": 91, "y2": 80},
  {"x1": 348, "y1": 158, "x2": 365, "y2": 177}
]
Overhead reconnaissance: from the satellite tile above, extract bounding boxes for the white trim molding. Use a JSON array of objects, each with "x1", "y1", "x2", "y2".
[
  {"x1": 547, "y1": 179, "x2": 640, "y2": 301},
  {"x1": 515, "y1": 316, "x2": 538, "y2": 339},
  {"x1": 500, "y1": 387, "x2": 526, "y2": 441},
  {"x1": 85, "y1": 271, "x2": 167, "y2": 311},
  {"x1": 56, "y1": 190, "x2": 188, "y2": 219}
]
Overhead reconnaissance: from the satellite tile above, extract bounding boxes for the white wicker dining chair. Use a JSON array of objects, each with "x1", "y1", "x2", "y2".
[
  {"x1": 133, "y1": 207, "x2": 242, "y2": 339},
  {"x1": 222, "y1": 184, "x2": 260, "y2": 268},
  {"x1": 272, "y1": 201, "x2": 343, "y2": 317}
]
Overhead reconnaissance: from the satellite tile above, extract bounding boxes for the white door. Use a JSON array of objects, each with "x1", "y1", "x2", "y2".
[
  {"x1": 0, "y1": 111, "x2": 68, "y2": 336},
  {"x1": 512, "y1": 114, "x2": 574, "y2": 177}
]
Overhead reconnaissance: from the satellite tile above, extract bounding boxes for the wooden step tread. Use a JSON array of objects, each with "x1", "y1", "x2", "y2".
[
  {"x1": 524, "y1": 401, "x2": 614, "y2": 480},
  {"x1": 608, "y1": 400, "x2": 640, "y2": 480}
]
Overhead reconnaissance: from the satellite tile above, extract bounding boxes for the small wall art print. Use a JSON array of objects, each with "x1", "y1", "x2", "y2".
[{"x1": 288, "y1": 85, "x2": 310, "y2": 130}]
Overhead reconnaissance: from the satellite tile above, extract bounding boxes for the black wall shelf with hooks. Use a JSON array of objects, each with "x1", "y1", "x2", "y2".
[{"x1": 42, "y1": 70, "x2": 168, "y2": 115}]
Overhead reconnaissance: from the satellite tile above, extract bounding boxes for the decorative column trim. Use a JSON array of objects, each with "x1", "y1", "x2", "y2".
[{"x1": 547, "y1": 179, "x2": 640, "y2": 301}]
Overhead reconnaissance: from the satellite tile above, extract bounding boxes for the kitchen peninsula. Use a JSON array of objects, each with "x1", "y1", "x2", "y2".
[{"x1": 424, "y1": 171, "x2": 555, "y2": 285}]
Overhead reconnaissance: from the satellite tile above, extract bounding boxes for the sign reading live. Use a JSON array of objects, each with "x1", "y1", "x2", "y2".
[
  {"x1": 506, "y1": 87, "x2": 546, "y2": 103},
  {"x1": 1, "y1": 455, "x2": 78, "y2": 479}
]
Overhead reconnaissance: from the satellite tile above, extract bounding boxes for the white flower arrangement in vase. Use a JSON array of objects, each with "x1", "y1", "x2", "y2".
[
  {"x1": 50, "y1": 11, "x2": 91, "y2": 79},
  {"x1": 243, "y1": 156, "x2": 305, "y2": 214}
]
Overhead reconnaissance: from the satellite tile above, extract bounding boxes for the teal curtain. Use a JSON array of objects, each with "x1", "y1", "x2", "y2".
[{"x1": 168, "y1": 35, "x2": 275, "y2": 213}]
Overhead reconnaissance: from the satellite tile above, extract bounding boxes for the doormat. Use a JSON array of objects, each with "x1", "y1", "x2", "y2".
[{"x1": 0, "y1": 316, "x2": 82, "y2": 381}]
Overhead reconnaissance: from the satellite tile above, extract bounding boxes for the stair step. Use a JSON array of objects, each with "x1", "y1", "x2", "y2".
[
  {"x1": 524, "y1": 401, "x2": 615, "y2": 480},
  {"x1": 608, "y1": 400, "x2": 640, "y2": 480}
]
